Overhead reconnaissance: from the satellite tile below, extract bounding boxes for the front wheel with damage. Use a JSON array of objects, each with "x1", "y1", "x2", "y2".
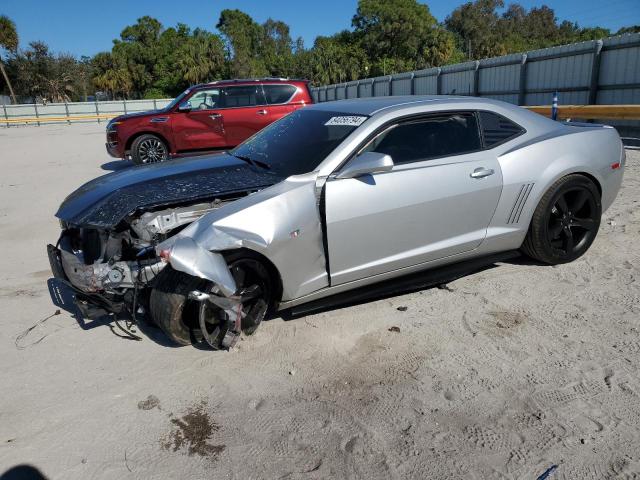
[
  {"x1": 149, "y1": 253, "x2": 272, "y2": 349},
  {"x1": 198, "y1": 255, "x2": 272, "y2": 349}
]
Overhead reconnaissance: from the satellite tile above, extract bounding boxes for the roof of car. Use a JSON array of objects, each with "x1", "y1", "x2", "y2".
[
  {"x1": 202, "y1": 78, "x2": 309, "y2": 87},
  {"x1": 307, "y1": 95, "x2": 523, "y2": 116}
]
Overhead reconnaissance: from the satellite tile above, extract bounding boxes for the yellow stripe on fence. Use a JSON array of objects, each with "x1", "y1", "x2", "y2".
[
  {"x1": 526, "y1": 105, "x2": 640, "y2": 120},
  {"x1": 2, "y1": 113, "x2": 118, "y2": 124},
  {"x1": 2, "y1": 105, "x2": 640, "y2": 124}
]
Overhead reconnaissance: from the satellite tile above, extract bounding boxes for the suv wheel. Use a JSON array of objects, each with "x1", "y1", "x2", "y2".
[{"x1": 131, "y1": 134, "x2": 168, "y2": 164}]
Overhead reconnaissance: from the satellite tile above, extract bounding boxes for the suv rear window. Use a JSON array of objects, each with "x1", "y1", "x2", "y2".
[
  {"x1": 478, "y1": 111, "x2": 524, "y2": 147},
  {"x1": 263, "y1": 84, "x2": 297, "y2": 104},
  {"x1": 363, "y1": 113, "x2": 481, "y2": 164},
  {"x1": 220, "y1": 86, "x2": 266, "y2": 108}
]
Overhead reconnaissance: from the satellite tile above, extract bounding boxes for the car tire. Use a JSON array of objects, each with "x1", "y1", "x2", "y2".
[
  {"x1": 197, "y1": 252, "x2": 273, "y2": 349},
  {"x1": 131, "y1": 134, "x2": 169, "y2": 165},
  {"x1": 149, "y1": 266, "x2": 206, "y2": 346},
  {"x1": 149, "y1": 253, "x2": 274, "y2": 348},
  {"x1": 522, "y1": 174, "x2": 601, "y2": 265}
]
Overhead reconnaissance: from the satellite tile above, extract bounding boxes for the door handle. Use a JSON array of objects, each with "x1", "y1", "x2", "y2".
[
  {"x1": 257, "y1": 109, "x2": 268, "y2": 115},
  {"x1": 470, "y1": 167, "x2": 495, "y2": 179},
  {"x1": 209, "y1": 113, "x2": 222, "y2": 119}
]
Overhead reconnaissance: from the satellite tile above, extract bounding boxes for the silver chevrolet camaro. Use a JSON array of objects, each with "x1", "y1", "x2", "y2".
[{"x1": 49, "y1": 96, "x2": 625, "y2": 349}]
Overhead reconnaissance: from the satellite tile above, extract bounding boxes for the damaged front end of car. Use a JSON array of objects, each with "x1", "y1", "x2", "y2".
[
  {"x1": 47, "y1": 153, "x2": 283, "y2": 332},
  {"x1": 48, "y1": 198, "x2": 240, "y2": 319}
]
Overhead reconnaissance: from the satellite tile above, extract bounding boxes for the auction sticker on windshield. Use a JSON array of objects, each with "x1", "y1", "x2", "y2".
[{"x1": 324, "y1": 116, "x2": 368, "y2": 126}]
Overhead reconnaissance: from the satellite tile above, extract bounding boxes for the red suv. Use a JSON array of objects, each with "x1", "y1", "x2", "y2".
[{"x1": 106, "y1": 78, "x2": 312, "y2": 164}]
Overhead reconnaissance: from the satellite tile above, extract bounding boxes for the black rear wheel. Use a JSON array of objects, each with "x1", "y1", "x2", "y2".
[{"x1": 522, "y1": 174, "x2": 601, "y2": 264}]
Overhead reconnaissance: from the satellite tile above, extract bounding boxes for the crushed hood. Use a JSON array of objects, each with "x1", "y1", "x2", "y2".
[{"x1": 56, "y1": 153, "x2": 284, "y2": 229}]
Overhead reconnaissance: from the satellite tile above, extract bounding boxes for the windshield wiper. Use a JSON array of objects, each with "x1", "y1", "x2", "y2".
[{"x1": 231, "y1": 153, "x2": 270, "y2": 170}]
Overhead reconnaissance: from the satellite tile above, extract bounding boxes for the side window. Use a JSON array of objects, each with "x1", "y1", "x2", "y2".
[
  {"x1": 478, "y1": 111, "x2": 524, "y2": 147},
  {"x1": 363, "y1": 113, "x2": 481, "y2": 164},
  {"x1": 188, "y1": 89, "x2": 221, "y2": 110},
  {"x1": 220, "y1": 86, "x2": 266, "y2": 108},
  {"x1": 263, "y1": 84, "x2": 297, "y2": 104}
]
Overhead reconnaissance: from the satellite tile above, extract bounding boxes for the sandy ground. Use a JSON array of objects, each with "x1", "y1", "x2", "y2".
[{"x1": 0, "y1": 123, "x2": 639, "y2": 480}]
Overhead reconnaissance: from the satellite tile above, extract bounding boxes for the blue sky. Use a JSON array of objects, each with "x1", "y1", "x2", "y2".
[{"x1": 2, "y1": 0, "x2": 639, "y2": 57}]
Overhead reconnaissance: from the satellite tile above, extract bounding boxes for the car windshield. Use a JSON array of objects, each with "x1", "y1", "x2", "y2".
[
  {"x1": 230, "y1": 109, "x2": 368, "y2": 177},
  {"x1": 163, "y1": 89, "x2": 191, "y2": 111}
]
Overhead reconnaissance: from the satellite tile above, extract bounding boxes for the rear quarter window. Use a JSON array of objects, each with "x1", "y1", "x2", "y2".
[
  {"x1": 263, "y1": 84, "x2": 297, "y2": 104},
  {"x1": 478, "y1": 111, "x2": 525, "y2": 148}
]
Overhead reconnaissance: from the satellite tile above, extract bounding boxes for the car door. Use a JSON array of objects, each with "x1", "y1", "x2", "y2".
[
  {"x1": 172, "y1": 88, "x2": 226, "y2": 152},
  {"x1": 218, "y1": 85, "x2": 270, "y2": 146},
  {"x1": 324, "y1": 112, "x2": 503, "y2": 285}
]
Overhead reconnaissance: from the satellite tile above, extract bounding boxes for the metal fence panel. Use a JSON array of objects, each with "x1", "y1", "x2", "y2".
[
  {"x1": 310, "y1": 33, "x2": 640, "y2": 111},
  {"x1": 359, "y1": 80, "x2": 373, "y2": 98},
  {"x1": 346, "y1": 82, "x2": 358, "y2": 98},
  {"x1": 372, "y1": 77, "x2": 390, "y2": 96},
  {"x1": 391, "y1": 73, "x2": 413, "y2": 95},
  {"x1": 440, "y1": 61, "x2": 476, "y2": 96},
  {"x1": 413, "y1": 68, "x2": 439, "y2": 95},
  {"x1": 478, "y1": 54, "x2": 521, "y2": 97}
]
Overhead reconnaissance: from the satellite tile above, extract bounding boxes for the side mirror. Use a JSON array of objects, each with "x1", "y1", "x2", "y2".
[
  {"x1": 336, "y1": 152, "x2": 394, "y2": 179},
  {"x1": 178, "y1": 101, "x2": 192, "y2": 112}
]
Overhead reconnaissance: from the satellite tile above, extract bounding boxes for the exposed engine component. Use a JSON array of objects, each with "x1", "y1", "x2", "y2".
[{"x1": 130, "y1": 200, "x2": 228, "y2": 241}]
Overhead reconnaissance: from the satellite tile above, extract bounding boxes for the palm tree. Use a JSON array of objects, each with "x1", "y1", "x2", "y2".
[{"x1": 0, "y1": 15, "x2": 18, "y2": 104}]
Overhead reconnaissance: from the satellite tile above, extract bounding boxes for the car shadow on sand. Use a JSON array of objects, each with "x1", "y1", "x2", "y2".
[
  {"x1": 46, "y1": 277, "x2": 179, "y2": 348},
  {"x1": 101, "y1": 160, "x2": 135, "y2": 171},
  {"x1": 280, "y1": 251, "x2": 523, "y2": 320}
]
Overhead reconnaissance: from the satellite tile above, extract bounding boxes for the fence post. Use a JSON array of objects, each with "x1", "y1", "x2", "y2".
[
  {"x1": 153, "y1": 98, "x2": 157, "y2": 110},
  {"x1": 344, "y1": 83, "x2": 348, "y2": 99},
  {"x1": 388, "y1": 75, "x2": 393, "y2": 96},
  {"x1": 95, "y1": 100, "x2": 100, "y2": 124},
  {"x1": 436, "y1": 68, "x2": 442, "y2": 95},
  {"x1": 3, "y1": 103, "x2": 8, "y2": 128},
  {"x1": 518, "y1": 53, "x2": 528, "y2": 106},
  {"x1": 410, "y1": 72, "x2": 415, "y2": 96},
  {"x1": 472, "y1": 61, "x2": 480, "y2": 97},
  {"x1": 64, "y1": 101, "x2": 70, "y2": 124},
  {"x1": 123, "y1": 99, "x2": 128, "y2": 114},
  {"x1": 356, "y1": 80, "x2": 360, "y2": 98},
  {"x1": 34, "y1": 102, "x2": 40, "y2": 126},
  {"x1": 589, "y1": 40, "x2": 603, "y2": 105}
]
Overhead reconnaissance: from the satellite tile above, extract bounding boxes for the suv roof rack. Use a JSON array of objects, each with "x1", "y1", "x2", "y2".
[{"x1": 204, "y1": 77, "x2": 309, "y2": 85}]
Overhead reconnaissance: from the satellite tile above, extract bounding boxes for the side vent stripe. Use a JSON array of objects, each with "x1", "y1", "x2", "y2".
[
  {"x1": 507, "y1": 184, "x2": 525, "y2": 224},
  {"x1": 515, "y1": 183, "x2": 534, "y2": 223},
  {"x1": 507, "y1": 183, "x2": 535, "y2": 224}
]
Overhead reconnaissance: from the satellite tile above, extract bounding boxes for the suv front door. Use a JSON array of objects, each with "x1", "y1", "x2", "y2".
[
  {"x1": 172, "y1": 88, "x2": 226, "y2": 152},
  {"x1": 324, "y1": 112, "x2": 503, "y2": 285},
  {"x1": 218, "y1": 85, "x2": 270, "y2": 146}
]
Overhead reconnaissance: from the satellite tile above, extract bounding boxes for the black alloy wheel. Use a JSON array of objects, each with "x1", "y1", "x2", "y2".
[
  {"x1": 546, "y1": 186, "x2": 598, "y2": 257},
  {"x1": 522, "y1": 174, "x2": 601, "y2": 264}
]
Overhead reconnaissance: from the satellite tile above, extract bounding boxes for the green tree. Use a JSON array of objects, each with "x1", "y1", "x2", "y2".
[
  {"x1": 309, "y1": 32, "x2": 369, "y2": 84},
  {"x1": 261, "y1": 19, "x2": 294, "y2": 77},
  {"x1": 0, "y1": 15, "x2": 18, "y2": 103},
  {"x1": 176, "y1": 29, "x2": 227, "y2": 85},
  {"x1": 353, "y1": 0, "x2": 461, "y2": 75},
  {"x1": 217, "y1": 9, "x2": 266, "y2": 77},
  {"x1": 445, "y1": 0, "x2": 507, "y2": 59}
]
